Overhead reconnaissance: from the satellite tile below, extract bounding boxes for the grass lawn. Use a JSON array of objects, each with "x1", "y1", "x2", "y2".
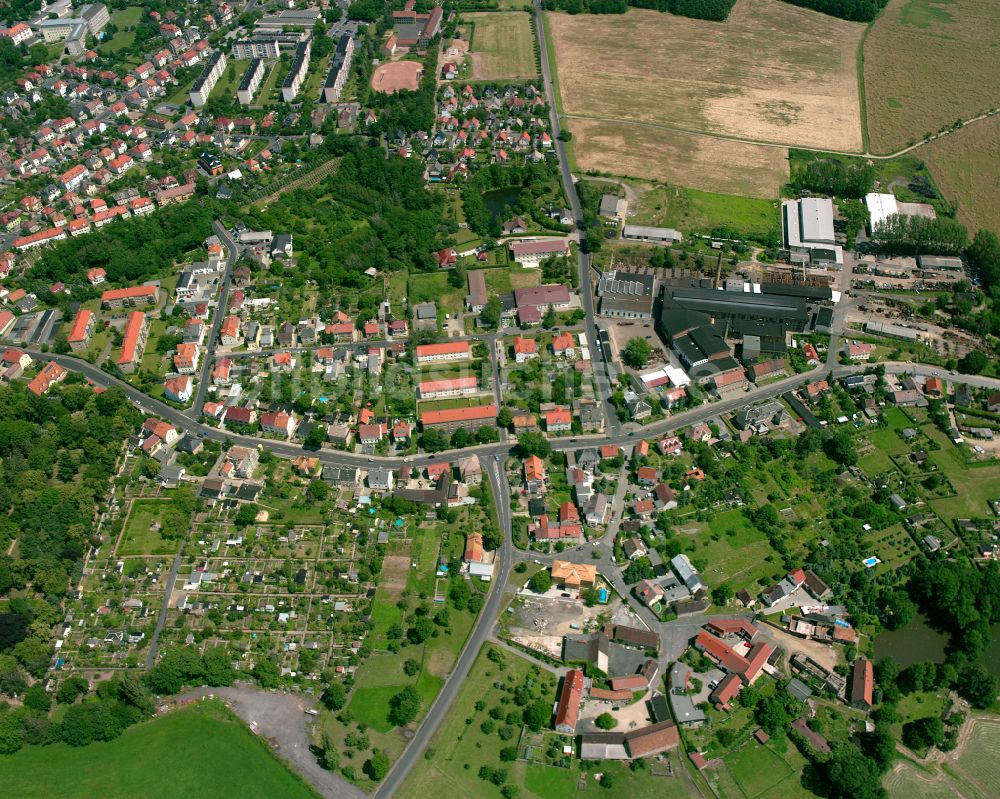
[
  {"x1": 99, "y1": 30, "x2": 135, "y2": 55},
  {"x1": 524, "y1": 764, "x2": 576, "y2": 799},
  {"x1": 409, "y1": 271, "x2": 464, "y2": 316},
  {"x1": 482, "y1": 266, "x2": 513, "y2": 295},
  {"x1": 118, "y1": 499, "x2": 183, "y2": 556},
  {"x1": 691, "y1": 508, "x2": 782, "y2": 592},
  {"x1": 369, "y1": 597, "x2": 403, "y2": 647},
  {"x1": 631, "y1": 182, "x2": 781, "y2": 240},
  {"x1": 0, "y1": 702, "x2": 318, "y2": 799},
  {"x1": 110, "y1": 6, "x2": 143, "y2": 27},
  {"x1": 210, "y1": 59, "x2": 251, "y2": 101},
  {"x1": 725, "y1": 742, "x2": 794, "y2": 798},
  {"x1": 464, "y1": 11, "x2": 538, "y2": 80},
  {"x1": 399, "y1": 644, "x2": 558, "y2": 799}
]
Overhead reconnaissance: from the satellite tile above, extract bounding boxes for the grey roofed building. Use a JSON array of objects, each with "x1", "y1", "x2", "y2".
[
  {"x1": 599, "y1": 193, "x2": 627, "y2": 219},
  {"x1": 368, "y1": 468, "x2": 394, "y2": 491},
  {"x1": 787, "y1": 677, "x2": 813, "y2": 702},
  {"x1": 322, "y1": 465, "x2": 359, "y2": 486},
  {"x1": 597, "y1": 269, "x2": 656, "y2": 319},
  {"x1": 580, "y1": 732, "x2": 629, "y2": 760},
  {"x1": 668, "y1": 662, "x2": 707, "y2": 725},
  {"x1": 413, "y1": 301, "x2": 437, "y2": 331},
  {"x1": 622, "y1": 224, "x2": 682, "y2": 243},
  {"x1": 734, "y1": 399, "x2": 788, "y2": 430},
  {"x1": 814, "y1": 306, "x2": 835, "y2": 333},
  {"x1": 671, "y1": 286, "x2": 810, "y2": 327},
  {"x1": 563, "y1": 633, "x2": 610, "y2": 672},
  {"x1": 670, "y1": 553, "x2": 706, "y2": 594}
]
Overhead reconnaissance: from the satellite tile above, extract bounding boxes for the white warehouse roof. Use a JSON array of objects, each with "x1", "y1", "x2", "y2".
[{"x1": 865, "y1": 192, "x2": 898, "y2": 230}]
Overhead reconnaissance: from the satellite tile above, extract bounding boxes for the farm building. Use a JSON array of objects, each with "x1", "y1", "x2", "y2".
[{"x1": 622, "y1": 225, "x2": 682, "y2": 244}]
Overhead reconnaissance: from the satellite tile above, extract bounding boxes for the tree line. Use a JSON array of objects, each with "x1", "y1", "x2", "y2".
[
  {"x1": 781, "y1": 0, "x2": 888, "y2": 23},
  {"x1": 541, "y1": 0, "x2": 736, "y2": 20}
]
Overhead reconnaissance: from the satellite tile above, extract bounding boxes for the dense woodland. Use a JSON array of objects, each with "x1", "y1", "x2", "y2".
[{"x1": 0, "y1": 382, "x2": 143, "y2": 752}]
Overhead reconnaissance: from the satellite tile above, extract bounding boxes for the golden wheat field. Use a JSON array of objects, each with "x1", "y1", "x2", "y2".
[
  {"x1": 864, "y1": 0, "x2": 1000, "y2": 154},
  {"x1": 547, "y1": 0, "x2": 865, "y2": 152}
]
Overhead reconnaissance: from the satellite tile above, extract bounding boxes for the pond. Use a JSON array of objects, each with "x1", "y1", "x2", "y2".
[
  {"x1": 874, "y1": 614, "x2": 948, "y2": 668},
  {"x1": 483, "y1": 186, "x2": 521, "y2": 219},
  {"x1": 875, "y1": 614, "x2": 1000, "y2": 677}
]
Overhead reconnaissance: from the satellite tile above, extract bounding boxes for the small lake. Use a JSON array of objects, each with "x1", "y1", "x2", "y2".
[
  {"x1": 874, "y1": 614, "x2": 948, "y2": 667},
  {"x1": 483, "y1": 186, "x2": 521, "y2": 219},
  {"x1": 875, "y1": 614, "x2": 1000, "y2": 677}
]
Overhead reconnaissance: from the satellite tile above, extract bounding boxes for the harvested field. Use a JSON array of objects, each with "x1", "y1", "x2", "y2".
[
  {"x1": 922, "y1": 114, "x2": 1000, "y2": 235},
  {"x1": 864, "y1": 0, "x2": 1000, "y2": 154},
  {"x1": 371, "y1": 60, "x2": 423, "y2": 94},
  {"x1": 548, "y1": 0, "x2": 864, "y2": 152},
  {"x1": 567, "y1": 117, "x2": 789, "y2": 198},
  {"x1": 464, "y1": 11, "x2": 537, "y2": 80}
]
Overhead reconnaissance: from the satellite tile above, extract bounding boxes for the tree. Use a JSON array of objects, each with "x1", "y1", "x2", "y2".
[
  {"x1": 622, "y1": 337, "x2": 652, "y2": 369},
  {"x1": 322, "y1": 682, "x2": 346, "y2": 711},
  {"x1": 235, "y1": 503, "x2": 259, "y2": 527},
  {"x1": 23, "y1": 683, "x2": 51, "y2": 713},
  {"x1": 0, "y1": 711, "x2": 25, "y2": 754},
  {"x1": 407, "y1": 616, "x2": 434, "y2": 644},
  {"x1": 499, "y1": 745, "x2": 518, "y2": 761},
  {"x1": 305, "y1": 425, "x2": 326, "y2": 449},
  {"x1": 481, "y1": 296, "x2": 502, "y2": 328},
  {"x1": 819, "y1": 743, "x2": 888, "y2": 799},
  {"x1": 712, "y1": 583, "x2": 734, "y2": 606},
  {"x1": 201, "y1": 647, "x2": 236, "y2": 687},
  {"x1": 517, "y1": 432, "x2": 550, "y2": 458},
  {"x1": 365, "y1": 749, "x2": 390, "y2": 780},
  {"x1": 523, "y1": 699, "x2": 550, "y2": 732},
  {"x1": 308, "y1": 479, "x2": 330, "y2": 502},
  {"x1": 595, "y1": 712, "x2": 617, "y2": 730},
  {"x1": 543, "y1": 307, "x2": 558, "y2": 329},
  {"x1": 403, "y1": 658, "x2": 420, "y2": 676},
  {"x1": 957, "y1": 349, "x2": 988, "y2": 375},
  {"x1": 388, "y1": 686, "x2": 421, "y2": 727},
  {"x1": 824, "y1": 428, "x2": 858, "y2": 466},
  {"x1": 253, "y1": 656, "x2": 281, "y2": 689},
  {"x1": 497, "y1": 407, "x2": 513, "y2": 428},
  {"x1": 57, "y1": 676, "x2": 89, "y2": 705},
  {"x1": 956, "y1": 663, "x2": 997, "y2": 709},
  {"x1": 530, "y1": 570, "x2": 552, "y2": 593},
  {"x1": 320, "y1": 731, "x2": 339, "y2": 771},
  {"x1": 882, "y1": 590, "x2": 915, "y2": 630},
  {"x1": 902, "y1": 716, "x2": 944, "y2": 750}
]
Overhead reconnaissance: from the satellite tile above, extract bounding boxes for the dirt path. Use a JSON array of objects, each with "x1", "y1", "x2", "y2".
[{"x1": 175, "y1": 685, "x2": 365, "y2": 799}]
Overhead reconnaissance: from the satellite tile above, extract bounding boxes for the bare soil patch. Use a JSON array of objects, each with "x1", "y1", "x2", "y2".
[
  {"x1": 548, "y1": 0, "x2": 864, "y2": 152},
  {"x1": 381, "y1": 554, "x2": 410, "y2": 593},
  {"x1": 568, "y1": 118, "x2": 789, "y2": 198},
  {"x1": 371, "y1": 60, "x2": 423, "y2": 94},
  {"x1": 864, "y1": 0, "x2": 1000, "y2": 154}
]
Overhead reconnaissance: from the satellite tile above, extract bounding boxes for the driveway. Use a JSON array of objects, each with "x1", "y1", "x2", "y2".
[{"x1": 175, "y1": 685, "x2": 365, "y2": 799}]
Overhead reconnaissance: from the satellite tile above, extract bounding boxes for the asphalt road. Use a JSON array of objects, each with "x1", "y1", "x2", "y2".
[
  {"x1": 533, "y1": 0, "x2": 619, "y2": 435},
  {"x1": 190, "y1": 221, "x2": 240, "y2": 417},
  {"x1": 373, "y1": 455, "x2": 514, "y2": 799}
]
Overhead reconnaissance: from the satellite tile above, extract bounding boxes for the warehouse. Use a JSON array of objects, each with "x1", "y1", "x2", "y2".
[
  {"x1": 782, "y1": 197, "x2": 843, "y2": 266},
  {"x1": 669, "y1": 287, "x2": 810, "y2": 332},
  {"x1": 622, "y1": 225, "x2": 682, "y2": 244},
  {"x1": 864, "y1": 321, "x2": 920, "y2": 341}
]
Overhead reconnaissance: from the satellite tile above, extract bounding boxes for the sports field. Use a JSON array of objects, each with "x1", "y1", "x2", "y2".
[
  {"x1": 465, "y1": 12, "x2": 537, "y2": 80},
  {"x1": 0, "y1": 703, "x2": 318, "y2": 799},
  {"x1": 922, "y1": 114, "x2": 1000, "y2": 235},
  {"x1": 371, "y1": 60, "x2": 423, "y2": 94},
  {"x1": 863, "y1": 0, "x2": 1000, "y2": 154},
  {"x1": 567, "y1": 117, "x2": 789, "y2": 198},
  {"x1": 548, "y1": 0, "x2": 864, "y2": 152}
]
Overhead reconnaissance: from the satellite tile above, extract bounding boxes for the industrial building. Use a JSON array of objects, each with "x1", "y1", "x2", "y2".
[
  {"x1": 782, "y1": 197, "x2": 843, "y2": 266},
  {"x1": 281, "y1": 40, "x2": 311, "y2": 102},
  {"x1": 864, "y1": 321, "x2": 920, "y2": 341},
  {"x1": 256, "y1": 8, "x2": 322, "y2": 31},
  {"x1": 622, "y1": 225, "x2": 682, "y2": 244},
  {"x1": 597, "y1": 270, "x2": 656, "y2": 319}
]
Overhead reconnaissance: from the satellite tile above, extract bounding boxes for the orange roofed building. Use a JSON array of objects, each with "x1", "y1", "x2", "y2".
[
  {"x1": 554, "y1": 669, "x2": 584, "y2": 733},
  {"x1": 116, "y1": 311, "x2": 148, "y2": 373},
  {"x1": 551, "y1": 560, "x2": 596, "y2": 589}
]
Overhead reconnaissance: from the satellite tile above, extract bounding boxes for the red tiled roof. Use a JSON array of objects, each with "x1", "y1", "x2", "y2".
[
  {"x1": 554, "y1": 669, "x2": 584, "y2": 731},
  {"x1": 67, "y1": 309, "x2": 93, "y2": 343},
  {"x1": 415, "y1": 341, "x2": 469, "y2": 358},
  {"x1": 421, "y1": 404, "x2": 496, "y2": 426}
]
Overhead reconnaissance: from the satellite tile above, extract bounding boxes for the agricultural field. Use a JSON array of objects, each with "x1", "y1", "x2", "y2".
[
  {"x1": 863, "y1": 0, "x2": 1000, "y2": 154},
  {"x1": 566, "y1": 117, "x2": 789, "y2": 198},
  {"x1": 0, "y1": 703, "x2": 318, "y2": 799},
  {"x1": 464, "y1": 12, "x2": 538, "y2": 81},
  {"x1": 548, "y1": 0, "x2": 864, "y2": 152},
  {"x1": 884, "y1": 716, "x2": 1000, "y2": 799},
  {"x1": 922, "y1": 114, "x2": 1000, "y2": 235}
]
